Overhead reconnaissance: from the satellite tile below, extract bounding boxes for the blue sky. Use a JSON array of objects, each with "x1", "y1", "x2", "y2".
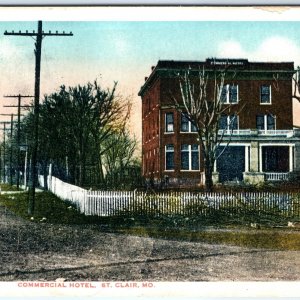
[{"x1": 1, "y1": 20, "x2": 300, "y2": 140}]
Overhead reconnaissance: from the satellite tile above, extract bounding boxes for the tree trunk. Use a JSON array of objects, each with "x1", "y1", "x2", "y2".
[
  {"x1": 204, "y1": 158, "x2": 214, "y2": 192},
  {"x1": 78, "y1": 140, "x2": 87, "y2": 187},
  {"x1": 42, "y1": 161, "x2": 48, "y2": 190},
  {"x1": 78, "y1": 159, "x2": 83, "y2": 186},
  {"x1": 97, "y1": 154, "x2": 105, "y2": 187},
  {"x1": 78, "y1": 150, "x2": 84, "y2": 187}
]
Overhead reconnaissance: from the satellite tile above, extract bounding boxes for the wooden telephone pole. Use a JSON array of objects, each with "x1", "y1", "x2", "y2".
[
  {"x1": 0, "y1": 122, "x2": 12, "y2": 183},
  {"x1": 4, "y1": 95, "x2": 33, "y2": 188},
  {"x1": 0, "y1": 114, "x2": 18, "y2": 185},
  {"x1": 4, "y1": 21, "x2": 73, "y2": 215}
]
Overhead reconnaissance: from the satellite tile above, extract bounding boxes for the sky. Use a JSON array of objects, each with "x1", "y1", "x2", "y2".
[{"x1": 1, "y1": 18, "x2": 300, "y2": 144}]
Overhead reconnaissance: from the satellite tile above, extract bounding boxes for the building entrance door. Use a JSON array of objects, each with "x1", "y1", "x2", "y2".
[
  {"x1": 262, "y1": 146, "x2": 289, "y2": 172},
  {"x1": 217, "y1": 146, "x2": 245, "y2": 182}
]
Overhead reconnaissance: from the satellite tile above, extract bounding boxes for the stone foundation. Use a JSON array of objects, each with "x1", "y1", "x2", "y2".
[
  {"x1": 243, "y1": 172, "x2": 265, "y2": 185},
  {"x1": 200, "y1": 172, "x2": 219, "y2": 185}
]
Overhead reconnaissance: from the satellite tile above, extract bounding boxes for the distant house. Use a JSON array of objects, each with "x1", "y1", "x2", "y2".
[{"x1": 139, "y1": 58, "x2": 300, "y2": 187}]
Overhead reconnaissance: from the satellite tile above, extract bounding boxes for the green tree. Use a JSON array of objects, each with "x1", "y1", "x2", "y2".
[{"x1": 19, "y1": 81, "x2": 133, "y2": 188}]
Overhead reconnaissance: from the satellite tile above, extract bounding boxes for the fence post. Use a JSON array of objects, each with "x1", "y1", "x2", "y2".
[
  {"x1": 134, "y1": 191, "x2": 137, "y2": 216},
  {"x1": 48, "y1": 163, "x2": 52, "y2": 193},
  {"x1": 83, "y1": 189, "x2": 87, "y2": 215}
]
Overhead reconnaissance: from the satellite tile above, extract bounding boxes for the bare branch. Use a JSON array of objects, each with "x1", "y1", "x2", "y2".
[
  {"x1": 272, "y1": 73, "x2": 280, "y2": 92},
  {"x1": 293, "y1": 68, "x2": 300, "y2": 102},
  {"x1": 173, "y1": 64, "x2": 244, "y2": 191}
]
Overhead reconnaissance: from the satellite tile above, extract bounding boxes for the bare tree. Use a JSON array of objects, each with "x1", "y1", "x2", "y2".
[
  {"x1": 293, "y1": 67, "x2": 300, "y2": 102},
  {"x1": 173, "y1": 66, "x2": 243, "y2": 191},
  {"x1": 101, "y1": 129, "x2": 137, "y2": 189}
]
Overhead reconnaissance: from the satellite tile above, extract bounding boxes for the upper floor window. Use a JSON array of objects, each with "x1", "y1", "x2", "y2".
[
  {"x1": 165, "y1": 144, "x2": 175, "y2": 170},
  {"x1": 221, "y1": 84, "x2": 238, "y2": 104},
  {"x1": 181, "y1": 144, "x2": 200, "y2": 171},
  {"x1": 165, "y1": 112, "x2": 174, "y2": 133},
  {"x1": 260, "y1": 85, "x2": 271, "y2": 104},
  {"x1": 256, "y1": 114, "x2": 276, "y2": 131},
  {"x1": 181, "y1": 114, "x2": 197, "y2": 132},
  {"x1": 219, "y1": 114, "x2": 238, "y2": 131}
]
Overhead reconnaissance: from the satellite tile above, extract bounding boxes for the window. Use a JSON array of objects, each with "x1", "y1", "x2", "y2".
[
  {"x1": 165, "y1": 113, "x2": 174, "y2": 133},
  {"x1": 219, "y1": 114, "x2": 238, "y2": 131},
  {"x1": 230, "y1": 115, "x2": 238, "y2": 130},
  {"x1": 260, "y1": 85, "x2": 271, "y2": 104},
  {"x1": 256, "y1": 114, "x2": 276, "y2": 131},
  {"x1": 181, "y1": 114, "x2": 197, "y2": 132},
  {"x1": 221, "y1": 86, "x2": 227, "y2": 102},
  {"x1": 229, "y1": 85, "x2": 238, "y2": 103},
  {"x1": 267, "y1": 114, "x2": 275, "y2": 130},
  {"x1": 256, "y1": 115, "x2": 264, "y2": 130},
  {"x1": 165, "y1": 144, "x2": 174, "y2": 170},
  {"x1": 221, "y1": 84, "x2": 238, "y2": 104},
  {"x1": 181, "y1": 144, "x2": 199, "y2": 171},
  {"x1": 262, "y1": 146, "x2": 289, "y2": 172},
  {"x1": 219, "y1": 115, "x2": 228, "y2": 130}
]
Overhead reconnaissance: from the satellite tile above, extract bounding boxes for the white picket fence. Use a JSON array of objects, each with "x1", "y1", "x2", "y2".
[
  {"x1": 38, "y1": 175, "x2": 87, "y2": 213},
  {"x1": 38, "y1": 175, "x2": 136, "y2": 216},
  {"x1": 85, "y1": 190, "x2": 137, "y2": 216},
  {"x1": 38, "y1": 175, "x2": 299, "y2": 217}
]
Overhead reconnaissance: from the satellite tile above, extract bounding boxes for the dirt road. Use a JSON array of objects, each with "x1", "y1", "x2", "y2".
[{"x1": 1, "y1": 204, "x2": 300, "y2": 281}]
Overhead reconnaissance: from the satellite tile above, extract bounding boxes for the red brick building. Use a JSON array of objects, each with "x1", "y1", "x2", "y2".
[{"x1": 139, "y1": 59, "x2": 300, "y2": 187}]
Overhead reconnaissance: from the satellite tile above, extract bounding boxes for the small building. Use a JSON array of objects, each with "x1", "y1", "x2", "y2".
[{"x1": 138, "y1": 58, "x2": 300, "y2": 187}]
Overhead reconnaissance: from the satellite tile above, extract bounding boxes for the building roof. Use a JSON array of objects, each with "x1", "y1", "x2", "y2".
[{"x1": 138, "y1": 58, "x2": 295, "y2": 97}]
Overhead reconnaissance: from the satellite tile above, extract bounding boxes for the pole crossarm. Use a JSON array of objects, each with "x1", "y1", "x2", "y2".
[
  {"x1": 0, "y1": 113, "x2": 24, "y2": 116},
  {"x1": 4, "y1": 95, "x2": 34, "y2": 98},
  {"x1": 4, "y1": 30, "x2": 73, "y2": 37},
  {"x1": 3, "y1": 105, "x2": 33, "y2": 108},
  {"x1": 0, "y1": 118, "x2": 17, "y2": 124},
  {"x1": 0, "y1": 113, "x2": 25, "y2": 116}
]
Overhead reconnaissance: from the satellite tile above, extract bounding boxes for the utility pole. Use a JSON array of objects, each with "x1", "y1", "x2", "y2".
[
  {"x1": 4, "y1": 21, "x2": 73, "y2": 215},
  {"x1": 0, "y1": 122, "x2": 11, "y2": 183},
  {"x1": 0, "y1": 112, "x2": 25, "y2": 187},
  {"x1": 9, "y1": 114, "x2": 13, "y2": 186},
  {"x1": 4, "y1": 95, "x2": 33, "y2": 189}
]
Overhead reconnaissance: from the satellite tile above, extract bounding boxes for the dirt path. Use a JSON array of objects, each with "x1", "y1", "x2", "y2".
[{"x1": 1, "y1": 204, "x2": 300, "y2": 281}]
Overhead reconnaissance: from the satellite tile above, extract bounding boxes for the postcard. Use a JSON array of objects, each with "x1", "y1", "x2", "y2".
[{"x1": 0, "y1": 5, "x2": 300, "y2": 299}]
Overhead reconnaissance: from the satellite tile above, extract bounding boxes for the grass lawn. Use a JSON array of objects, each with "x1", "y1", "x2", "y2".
[
  {"x1": 0, "y1": 184, "x2": 23, "y2": 192},
  {"x1": 1, "y1": 185, "x2": 300, "y2": 251},
  {"x1": 0, "y1": 190, "x2": 96, "y2": 224},
  {"x1": 116, "y1": 226, "x2": 300, "y2": 251}
]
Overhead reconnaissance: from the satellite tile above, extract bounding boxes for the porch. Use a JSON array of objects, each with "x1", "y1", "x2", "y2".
[
  {"x1": 264, "y1": 172, "x2": 290, "y2": 182},
  {"x1": 216, "y1": 144, "x2": 294, "y2": 184},
  {"x1": 218, "y1": 129, "x2": 295, "y2": 137}
]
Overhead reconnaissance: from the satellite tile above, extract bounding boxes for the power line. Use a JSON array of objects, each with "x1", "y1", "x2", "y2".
[{"x1": 4, "y1": 21, "x2": 73, "y2": 215}]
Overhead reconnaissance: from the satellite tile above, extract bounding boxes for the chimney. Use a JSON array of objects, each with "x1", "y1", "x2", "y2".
[
  {"x1": 145, "y1": 77, "x2": 148, "y2": 81},
  {"x1": 151, "y1": 66, "x2": 155, "y2": 71}
]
